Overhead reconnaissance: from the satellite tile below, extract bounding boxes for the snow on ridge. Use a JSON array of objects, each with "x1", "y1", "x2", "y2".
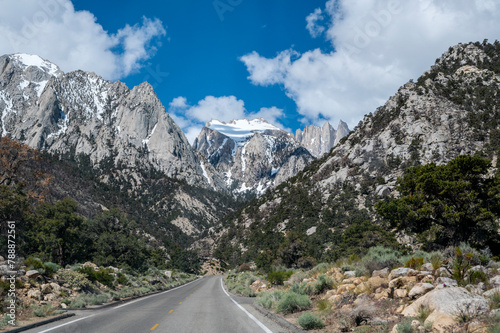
[
  {"x1": 11, "y1": 54, "x2": 61, "y2": 77},
  {"x1": 207, "y1": 118, "x2": 280, "y2": 142},
  {"x1": 200, "y1": 161, "x2": 212, "y2": 186}
]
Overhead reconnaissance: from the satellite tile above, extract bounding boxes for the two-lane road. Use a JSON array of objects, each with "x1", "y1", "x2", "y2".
[{"x1": 22, "y1": 276, "x2": 290, "y2": 333}]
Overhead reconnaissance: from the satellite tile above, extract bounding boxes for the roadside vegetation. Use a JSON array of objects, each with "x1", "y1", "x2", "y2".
[{"x1": 225, "y1": 245, "x2": 500, "y2": 331}]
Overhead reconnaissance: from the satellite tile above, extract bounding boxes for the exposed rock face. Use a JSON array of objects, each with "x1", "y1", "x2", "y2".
[
  {"x1": 193, "y1": 119, "x2": 314, "y2": 194},
  {"x1": 0, "y1": 54, "x2": 225, "y2": 191},
  {"x1": 295, "y1": 121, "x2": 350, "y2": 157}
]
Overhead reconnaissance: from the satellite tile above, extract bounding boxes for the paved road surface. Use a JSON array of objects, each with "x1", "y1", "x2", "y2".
[{"x1": 22, "y1": 276, "x2": 290, "y2": 333}]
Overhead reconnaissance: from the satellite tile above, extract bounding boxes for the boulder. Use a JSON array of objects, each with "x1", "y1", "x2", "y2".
[
  {"x1": 367, "y1": 276, "x2": 387, "y2": 290},
  {"x1": 402, "y1": 287, "x2": 489, "y2": 332},
  {"x1": 483, "y1": 287, "x2": 500, "y2": 298},
  {"x1": 408, "y1": 283, "x2": 434, "y2": 299},
  {"x1": 372, "y1": 268, "x2": 389, "y2": 278},
  {"x1": 164, "y1": 271, "x2": 173, "y2": 279},
  {"x1": 388, "y1": 268, "x2": 418, "y2": 280},
  {"x1": 26, "y1": 270, "x2": 40, "y2": 278},
  {"x1": 40, "y1": 283, "x2": 52, "y2": 294},
  {"x1": 49, "y1": 282, "x2": 61, "y2": 293},
  {"x1": 249, "y1": 280, "x2": 267, "y2": 293},
  {"x1": 435, "y1": 277, "x2": 458, "y2": 288},
  {"x1": 336, "y1": 284, "x2": 356, "y2": 294},
  {"x1": 394, "y1": 289, "x2": 408, "y2": 298},
  {"x1": 470, "y1": 265, "x2": 488, "y2": 274},
  {"x1": 490, "y1": 275, "x2": 500, "y2": 287},
  {"x1": 389, "y1": 276, "x2": 417, "y2": 289},
  {"x1": 28, "y1": 289, "x2": 42, "y2": 300},
  {"x1": 422, "y1": 263, "x2": 433, "y2": 271},
  {"x1": 436, "y1": 267, "x2": 451, "y2": 277},
  {"x1": 344, "y1": 271, "x2": 356, "y2": 278}
]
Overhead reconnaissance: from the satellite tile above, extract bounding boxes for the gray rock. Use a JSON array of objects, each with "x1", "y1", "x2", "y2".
[
  {"x1": 490, "y1": 275, "x2": 500, "y2": 287},
  {"x1": 344, "y1": 271, "x2": 356, "y2": 278},
  {"x1": 402, "y1": 287, "x2": 489, "y2": 319},
  {"x1": 435, "y1": 277, "x2": 458, "y2": 288},
  {"x1": 25, "y1": 270, "x2": 40, "y2": 278},
  {"x1": 295, "y1": 121, "x2": 349, "y2": 158},
  {"x1": 372, "y1": 268, "x2": 390, "y2": 278},
  {"x1": 28, "y1": 289, "x2": 42, "y2": 300},
  {"x1": 409, "y1": 283, "x2": 434, "y2": 299},
  {"x1": 388, "y1": 268, "x2": 418, "y2": 280},
  {"x1": 422, "y1": 263, "x2": 433, "y2": 271}
]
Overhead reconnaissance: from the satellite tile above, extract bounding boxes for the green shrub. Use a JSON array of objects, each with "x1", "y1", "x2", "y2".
[
  {"x1": 275, "y1": 292, "x2": 311, "y2": 314},
  {"x1": 312, "y1": 275, "x2": 334, "y2": 295},
  {"x1": 298, "y1": 313, "x2": 325, "y2": 330},
  {"x1": 316, "y1": 299, "x2": 331, "y2": 311},
  {"x1": 78, "y1": 266, "x2": 114, "y2": 288},
  {"x1": 290, "y1": 282, "x2": 313, "y2": 295},
  {"x1": 396, "y1": 317, "x2": 414, "y2": 333},
  {"x1": 43, "y1": 262, "x2": 61, "y2": 277},
  {"x1": 237, "y1": 263, "x2": 252, "y2": 272},
  {"x1": 256, "y1": 290, "x2": 285, "y2": 309},
  {"x1": 25, "y1": 257, "x2": 43, "y2": 270},
  {"x1": 491, "y1": 292, "x2": 500, "y2": 310},
  {"x1": 32, "y1": 305, "x2": 54, "y2": 317},
  {"x1": 430, "y1": 252, "x2": 443, "y2": 270},
  {"x1": 266, "y1": 271, "x2": 293, "y2": 286},
  {"x1": 405, "y1": 257, "x2": 424, "y2": 270},
  {"x1": 361, "y1": 246, "x2": 401, "y2": 274},
  {"x1": 116, "y1": 273, "x2": 129, "y2": 285},
  {"x1": 57, "y1": 269, "x2": 92, "y2": 290}
]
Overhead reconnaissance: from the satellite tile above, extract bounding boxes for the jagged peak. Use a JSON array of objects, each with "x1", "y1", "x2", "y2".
[{"x1": 8, "y1": 53, "x2": 62, "y2": 77}]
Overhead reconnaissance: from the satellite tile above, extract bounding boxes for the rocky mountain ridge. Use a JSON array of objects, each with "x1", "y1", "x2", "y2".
[
  {"x1": 0, "y1": 53, "x2": 224, "y2": 191},
  {"x1": 213, "y1": 41, "x2": 500, "y2": 263},
  {"x1": 193, "y1": 118, "x2": 314, "y2": 195},
  {"x1": 295, "y1": 120, "x2": 350, "y2": 157}
]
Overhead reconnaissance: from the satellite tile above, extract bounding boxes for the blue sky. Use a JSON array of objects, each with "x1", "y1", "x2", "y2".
[{"x1": 1, "y1": 1, "x2": 500, "y2": 142}]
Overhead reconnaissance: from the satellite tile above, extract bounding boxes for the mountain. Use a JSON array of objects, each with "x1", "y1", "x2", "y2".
[
  {"x1": 0, "y1": 54, "x2": 225, "y2": 191},
  {"x1": 193, "y1": 118, "x2": 314, "y2": 195},
  {"x1": 0, "y1": 53, "x2": 237, "y2": 248},
  {"x1": 213, "y1": 41, "x2": 500, "y2": 266},
  {"x1": 295, "y1": 121, "x2": 350, "y2": 157}
]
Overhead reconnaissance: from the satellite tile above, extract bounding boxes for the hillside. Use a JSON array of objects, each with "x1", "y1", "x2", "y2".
[{"x1": 214, "y1": 41, "x2": 500, "y2": 267}]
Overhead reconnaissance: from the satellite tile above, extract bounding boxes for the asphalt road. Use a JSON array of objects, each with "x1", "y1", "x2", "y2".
[{"x1": 21, "y1": 276, "x2": 290, "y2": 333}]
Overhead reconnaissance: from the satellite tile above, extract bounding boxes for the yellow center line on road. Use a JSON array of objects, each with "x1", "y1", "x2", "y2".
[
  {"x1": 151, "y1": 324, "x2": 159, "y2": 330},
  {"x1": 179, "y1": 302, "x2": 182, "y2": 304},
  {"x1": 169, "y1": 309, "x2": 174, "y2": 313}
]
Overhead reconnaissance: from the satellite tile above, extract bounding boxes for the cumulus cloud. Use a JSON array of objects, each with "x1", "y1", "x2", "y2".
[
  {"x1": 168, "y1": 96, "x2": 285, "y2": 144},
  {"x1": 241, "y1": 0, "x2": 500, "y2": 128},
  {"x1": 0, "y1": 0, "x2": 166, "y2": 80},
  {"x1": 306, "y1": 8, "x2": 325, "y2": 38}
]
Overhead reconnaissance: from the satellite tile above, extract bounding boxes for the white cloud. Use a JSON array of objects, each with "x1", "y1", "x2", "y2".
[
  {"x1": 241, "y1": 0, "x2": 500, "y2": 128},
  {"x1": 306, "y1": 8, "x2": 325, "y2": 38},
  {"x1": 168, "y1": 96, "x2": 286, "y2": 144},
  {"x1": 0, "y1": 0, "x2": 166, "y2": 80}
]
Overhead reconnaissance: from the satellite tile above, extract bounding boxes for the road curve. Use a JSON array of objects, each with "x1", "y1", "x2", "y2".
[{"x1": 21, "y1": 276, "x2": 289, "y2": 333}]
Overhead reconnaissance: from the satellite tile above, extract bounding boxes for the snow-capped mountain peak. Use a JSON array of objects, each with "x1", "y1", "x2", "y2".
[
  {"x1": 11, "y1": 54, "x2": 62, "y2": 77},
  {"x1": 206, "y1": 118, "x2": 280, "y2": 143},
  {"x1": 194, "y1": 118, "x2": 313, "y2": 195}
]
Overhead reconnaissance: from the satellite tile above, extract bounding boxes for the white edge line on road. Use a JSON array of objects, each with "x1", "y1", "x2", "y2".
[
  {"x1": 35, "y1": 277, "x2": 203, "y2": 332},
  {"x1": 37, "y1": 315, "x2": 95, "y2": 333},
  {"x1": 220, "y1": 278, "x2": 273, "y2": 333}
]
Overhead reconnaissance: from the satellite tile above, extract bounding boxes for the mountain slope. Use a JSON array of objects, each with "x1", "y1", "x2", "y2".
[
  {"x1": 0, "y1": 54, "x2": 237, "y2": 246},
  {"x1": 193, "y1": 118, "x2": 314, "y2": 194},
  {"x1": 213, "y1": 41, "x2": 500, "y2": 266},
  {"x1": 0, "y1": 54, "x2": 225, "y2": 191}
]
